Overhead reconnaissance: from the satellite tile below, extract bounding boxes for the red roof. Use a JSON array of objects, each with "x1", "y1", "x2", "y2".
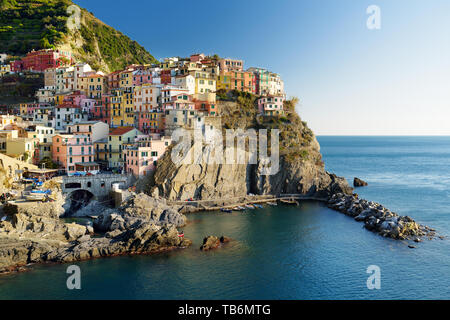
[{"x1": 109, "y1": 127, "x2": 135, "y2": 136}]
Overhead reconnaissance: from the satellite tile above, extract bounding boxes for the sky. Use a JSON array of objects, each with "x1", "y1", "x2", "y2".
[{"x1": 75, "y1": 0, "x2": 450, "y2": 135}]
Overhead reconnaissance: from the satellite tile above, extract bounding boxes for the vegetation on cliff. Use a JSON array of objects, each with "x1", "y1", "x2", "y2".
[
  {"x1": 219, "y1": 91, "x2": 322, "y2": 166},
  {"x1": 0, "y1": 0, "x2": 157, "y2": 72},
  {"x1": 0, "y1": 71, "x2": 44, "y2": 104}
]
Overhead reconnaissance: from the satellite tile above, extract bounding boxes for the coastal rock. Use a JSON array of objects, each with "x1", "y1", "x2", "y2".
[
  {"x1": 200, "y1": 235, "x2": 231, "y2": 251},
  {"x1": 120, "y1": 193, "x2": 187, "y2": 227},
  {"x1": 150, "y1": 135, "x2": 354, "y2": 201},
  {"x1": 200, "y1": 236, "x2": 220, "y2": 251},
  {"x1": 327, "y1": 193, "x2": 436, "y2": 240},
  {"x1": 354, "y1": 177, "x2": 368, "y2": 187},
  {"x1": 0, "y1": 194, "x2": 191, "y2": 273}
]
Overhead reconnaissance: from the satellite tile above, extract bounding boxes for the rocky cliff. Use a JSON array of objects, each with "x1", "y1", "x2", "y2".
[
  {"x1": 150, "y1": 97, "x2": 352, "y2": 200},
  {"x1": 0, "y1": 193, "x2": 190, "y2": 273}
]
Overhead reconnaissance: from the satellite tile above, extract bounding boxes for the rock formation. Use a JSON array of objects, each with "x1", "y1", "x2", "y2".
[
  {"x1": 327, "y1": 193, "x2": 437, "y2": 240},
  {"x1": 200, "y1": 235, "x2": 231, "y2": 251},
  {"x1": 0, "y1": 192, "x2": 190, "y2": 273},
  {"x1": 354, "y1": 177, "x2": 368, "y2": 187}
]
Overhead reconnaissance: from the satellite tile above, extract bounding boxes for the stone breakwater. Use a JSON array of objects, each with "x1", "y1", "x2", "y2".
[
  {"x1": 0, "y1": 193, "x2": 190, "y2": 274},
  {"x1": 327, "y1": 193, "x2": 438, "y2": 241}
]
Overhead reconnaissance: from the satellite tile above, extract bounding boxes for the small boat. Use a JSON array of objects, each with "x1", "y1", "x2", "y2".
[
  {"x1": 245, "y1": 204, "x2": 255, "y2": 209},
  {"x1": 267, "y1": 202, "x2": 278, "y2": 206},
  {"x1": 233, "y1": 206, "x2": 245, "y2": 211},
  {"x1": 220, "y1": 208, "x2": 232, "y2": 213},
  {"x1": 253, "y1": 204, "x2": 263, "y2": 209}
]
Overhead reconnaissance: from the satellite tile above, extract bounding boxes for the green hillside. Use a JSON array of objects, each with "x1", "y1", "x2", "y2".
[{"x1": 0, "y1": 0, "x2": 157, "y2": 72}]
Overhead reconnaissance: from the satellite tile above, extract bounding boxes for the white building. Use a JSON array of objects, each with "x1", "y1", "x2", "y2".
[
  {"x1": 0, "y1": 53, "x2": 7, "y2": 64},
  {"x1": 55, "y1": 104, "x2": 89, "y2": 130},
  {"x1": 175, "y1": 74, "x2": 195, "y2": 95}
]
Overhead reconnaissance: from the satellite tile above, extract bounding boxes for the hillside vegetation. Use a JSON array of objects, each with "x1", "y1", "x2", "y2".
[
  {"x1": 219, "y1": 90, "x2": 321, "y2": 165},
  {"x1": 0, "y1": 0, "x2": 157, "y2": 72},
  {"x1": 0, "y1": 72, "x2": 44, "y2": 104}
]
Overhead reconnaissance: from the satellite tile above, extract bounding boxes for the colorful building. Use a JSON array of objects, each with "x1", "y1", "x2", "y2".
[
  {"x1": 107, "y1": 127, "x2": 142, "y2": 170},
  {"x1": 257, "y1": 95, "x2": 285, "y2": 115},
  {"x1": 21, "y1": 49, "x2": 73, "y2": 72},
  {"x1": 218, "y1": 58, "x2": 244, "y2": 72},
  {"x1": 52, "y1": 134, "x2": 97, "y2": 174},
  {"x1": 123, "y1": 136, "x2": 171, "y2": 177},
  {"x1": 217, "y1": 70, "x2": 255, "y2": 94},
  {"x1": 67, "y1": 121, "x2": 109, "y2": 143}
]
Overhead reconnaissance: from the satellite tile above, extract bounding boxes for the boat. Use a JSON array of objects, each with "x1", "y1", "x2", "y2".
[
  {"x1": 245, "y1": 204, "x2": 255, "y2": 209},
  {"x1": 253, "y1": 204, "x2": 263, "y2": 209},
  {"x1": 267, "y1": 202, "x2": 278, "y2": 206},
  {"x1": 220, "y1": 208, "x2": 232, "y2": 213},
  {"x1": 233, "y1": 206, "x2": 245, "y2": 211}
]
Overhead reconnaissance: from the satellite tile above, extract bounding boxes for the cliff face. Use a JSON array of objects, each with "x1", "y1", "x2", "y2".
[{"x1": 150, "y1": 97, "x2": 352, "y2": 200}]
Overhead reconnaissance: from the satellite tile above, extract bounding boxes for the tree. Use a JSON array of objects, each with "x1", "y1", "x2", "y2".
[{"x1": 39, "y1": 157, "x2": 59, "y2": 169}]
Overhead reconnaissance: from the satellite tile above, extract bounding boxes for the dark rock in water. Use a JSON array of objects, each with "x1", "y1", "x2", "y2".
[
  {"x1": 354, "y1": 177, "x2": 368, "y2": 187},
  {"x1": 200, "y1": 236, "x2": 220, "y2": 251},
  {"x1": 200, "y1": 235, "x2": 231, "y2": 251}
]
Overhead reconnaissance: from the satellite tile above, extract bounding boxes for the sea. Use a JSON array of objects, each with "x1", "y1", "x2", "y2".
[{"x1": 0, "y1": 136, "x2": 449, "y2": 299}]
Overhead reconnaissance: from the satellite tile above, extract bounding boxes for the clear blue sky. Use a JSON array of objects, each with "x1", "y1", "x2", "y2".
[{"x1": 75, "y1": 0, "x2": 450, "y2": 135}]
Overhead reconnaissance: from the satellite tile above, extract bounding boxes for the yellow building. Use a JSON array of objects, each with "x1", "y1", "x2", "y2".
[
  {"x1": 6, "y1": 137, "x2": 39, "y2": 164},
  {"x1": 194, "y1": 71, "x2": 216, "y2": 96},
  {"x1": 55, "y1": 93, "x2": 67, "y2": 105},
  {"x1": 0, "y1": 64, "x2": 11, "y2": 77},
  {"x1": 79, "y1": 73, "x2": 106, "y2": 99},
  {"x1": 94, "y1": 138, "x2": 108, "y2": 164},
  {"x1": 107, "y1": 127, "x2": 142, "y2": 170}
]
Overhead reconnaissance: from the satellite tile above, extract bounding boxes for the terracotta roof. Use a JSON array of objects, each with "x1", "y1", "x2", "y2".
[{"x1": 109, "y1": 126, "x2": 135, "y2": 136}]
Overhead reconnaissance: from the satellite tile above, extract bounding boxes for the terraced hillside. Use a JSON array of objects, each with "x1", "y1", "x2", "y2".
[{"x1": 0, "y1": 0, "x2": 157, "y2": 72}]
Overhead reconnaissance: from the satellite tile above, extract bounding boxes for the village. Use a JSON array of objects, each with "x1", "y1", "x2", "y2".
[{"x1": 0, "y1": 49, "x2": 286, "y2": 184}]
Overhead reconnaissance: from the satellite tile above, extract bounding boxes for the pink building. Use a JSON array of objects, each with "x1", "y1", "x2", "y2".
[
  {"x1": 52, "y1": 134, "x2": 98, "y2": 175},
  {"x1": 218, "y1": 58, "x2": 244, "y2": 72},
  {"x1": 190, "y1": 53, "x2": 205, "y2": 62},
  {"x1": 123, "y1": 136, "x2": 171, "y2": 177},
  {"x1": 63, "y1": 91, "x2": 87, "y2": 107},
  {"x1": 257, "y1": 95, "x2": 285, "y2": 116},
  {"x1": 133, "y1": 69, "x2": 153, "y2": 86}
]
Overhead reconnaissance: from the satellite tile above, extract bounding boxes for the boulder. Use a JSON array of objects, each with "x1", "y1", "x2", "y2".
[
  {"x1": 200, "y1": 236, "x2": 220, "y2": 251},
  {"x1": 65, "y1": 223, "x2": 88, "y2": 241},
  {"x1": 353, "y1": 177, "x2": 368, "y2": 187}
]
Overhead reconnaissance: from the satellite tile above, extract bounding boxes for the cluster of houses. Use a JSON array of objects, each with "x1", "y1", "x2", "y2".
[{"x1": 0, "y1": 50, "x2": 286, "y2": 177}]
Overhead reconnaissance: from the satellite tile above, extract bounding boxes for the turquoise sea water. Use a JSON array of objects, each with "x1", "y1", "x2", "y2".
[{"x1": 0, "y1": 136, "x2": 449, "y2": 300}]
